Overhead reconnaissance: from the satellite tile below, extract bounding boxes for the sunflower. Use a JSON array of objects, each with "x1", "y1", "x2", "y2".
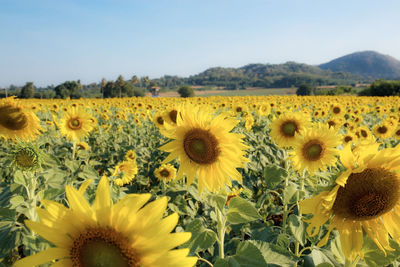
[
  {"x1": 270, "y1": 113, "x2": 310, "y2": 148},
  {"x1": 14, "y1": 176, "x2": 197, "y2": 267},
  {"x1": 355, "y1": 125, "x2": 372, "y2": 140},
  {"x1": 112, "y1": 161, "x2": 138, "y2": 186},
  {"x1": 152, "y1": 111, "x2": 166, "y2": 129},
  {"x1": 163, "y1": 106, "x2": 181, "y2": 126},
  {"x1": 159, "y1": 105, "x2": 249, "y2": 193},
  {"x1": 394, "y1": 126, "x2": 400, "y2": 140},
  {"x1": 154, "y1": 164, "x2": 177, "y2": 182},
  {"x1": 290, "y1": 123, "x2": 341, "y2": 174},
  {"x1": 11, "y1": 144, "x2": 42, "y2": 171},
  {"x1": 300, "y1": 144, "x2": 400, "y2": 261},
  {"x1": 0, "y1": 99, "x2": 42, "y2": 141},
  {"x1": 59, "y1": 108, "x2": 95, "y2": 141},
  {"x1": 331, "y1": 104, "x2": 344, "y2": 117},
  {"x1": 76, "y1": 141, "x2": 90, "y2": 151},
  {"x1": 125, "y1": 150, "x2": 137, "y2": 162},
  {"x1": 342, "y1": 132, "x2": 357, "y2": 146},
  {"x1": 373, "y1": 121, "x2": 393, "y2": 139}
]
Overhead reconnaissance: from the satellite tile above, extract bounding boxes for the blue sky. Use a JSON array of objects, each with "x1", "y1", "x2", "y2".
[{"x1": 1, "y1": 0, "x2": 400, "y2": 87}]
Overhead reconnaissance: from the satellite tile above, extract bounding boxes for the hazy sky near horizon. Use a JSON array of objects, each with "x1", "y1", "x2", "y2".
[{"x1": 1, "y1": 0, "x2": 400, "y2": 87}]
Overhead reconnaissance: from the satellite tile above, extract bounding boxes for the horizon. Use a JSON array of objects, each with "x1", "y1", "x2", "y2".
[{"x1": 1, "y1": 0, "x2": 400, "y2": 87}]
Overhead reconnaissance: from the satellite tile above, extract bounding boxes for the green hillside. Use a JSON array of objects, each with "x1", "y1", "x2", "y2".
[{"x1": 319, "y1": 51, "x2": 400, "y2": 80}]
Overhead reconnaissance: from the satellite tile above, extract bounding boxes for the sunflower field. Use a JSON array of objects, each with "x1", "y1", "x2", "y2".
[{"x1": 1, "y1": 95, "x2": 400, "y2": 267}]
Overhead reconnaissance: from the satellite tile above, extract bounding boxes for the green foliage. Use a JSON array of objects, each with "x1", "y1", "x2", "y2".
[
  {"x1": 188, "y1": 62, "x2": 362, "y2": 89},
  {"x1": 19, "y1": 82, "x2": 35, "y2": 99},
  {"x1": 227, "y1": 197, "x2": 261, "y2": 225},
  {"x1": 177, "y1": 85, "x2": 195, "y2": 97},
  {"x1": 103, "y1": 78, "x2": 144, "y2": 98},
  {"x1": 358, "y1": 79, "x2": 400, "y2": 96},
  {"x1": 296, "y1": 84, "x2": 314, "y2": 96},
  {"x1": 314, "y1": 86, "x2": 354, "y2": 96},
  {"x1": 54, "y1": 80, "x2": 82, "y2": 99}
]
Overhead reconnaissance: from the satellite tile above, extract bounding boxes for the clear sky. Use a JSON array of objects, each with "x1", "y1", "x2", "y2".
[{"x1": 1, "y1": 0, "x2": 400, "y2": 87}]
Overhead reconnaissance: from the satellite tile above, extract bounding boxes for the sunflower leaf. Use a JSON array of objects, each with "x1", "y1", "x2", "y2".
[{"x1": 227, "y1": 197, "x2": 261, "y2": 225}]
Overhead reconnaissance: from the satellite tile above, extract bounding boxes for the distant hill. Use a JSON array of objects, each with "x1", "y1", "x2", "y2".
[
  {"x1": 319, "y1": 51, "x2": 400, "y2": 80},
  {"x1": 185, "y1": 62, "x2": 362, "y2": 89}
]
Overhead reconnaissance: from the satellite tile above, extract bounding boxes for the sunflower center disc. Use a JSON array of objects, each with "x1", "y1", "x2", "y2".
[
  {"x1": 169, "y1": 110, "x2": 178, "y2": 124},
  {"x1": 333, "y1": 168, "x2": 400, "y2": 220},
  {"x1": 0, "y1": 106, "x2": 28, "y2": 130},
  {"x1": 344, "y1": 136, "x2": 353, "y2": 143},
  {"x1": 68, "y1": 118, "x2": 82, "y2": 130},
  {"x1": 281, "y1": 121, "x2": 298, "y2": 137},
  {"x1": 396, "y1": 130, "x2": 400, "y2": 136},
  {"x1": 378, "y1": 126, "x2": 387, "y2": 134},
  {"x1": 302, "y1": 141, "x2": 323, "y2": 161},
  {"x1": 157, "y1": 116, "x2": 164, "y2": 125},
  {"x1": 160, "y1": 169, "x2": 170, "y2": 177},
  {"x1": 360, "y1": 129, "x2": 368, "y2": 138},
  {"x1": 333, "y1": 107, "x2": 341, "y2": 114},
  {"x1": 71, "y1": 227, "x2": 139, "y2": 267},
  {"x1": 80, "y1": 240, "x2": 130, "y2": 267},
  {"x1": 183, "y1": 128, "x2": 220, "y2": 164},
  {"x1": 15, "y1": 149, "x2": 38, "y2": 168}
]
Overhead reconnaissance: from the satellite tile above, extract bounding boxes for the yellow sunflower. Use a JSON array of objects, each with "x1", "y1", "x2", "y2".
[
  {"x1": 290, "y1": 123, "x2": 341, "y2": 174},
  {"x1": 14, "y1": 176, "x2": 197, "y2": 267},
  {"x1": 159, "y1": 105, "x2": 249, "y2": 193},
  {"x1": 269, "y1": 113, "x2": 310, "y2": 148},
  {"x1": 342, "y1": 132, "x2": 357, "y2": 146},
  {"x1": 59, "y1": 108, "x2": 95, "y2": 141},
  {"x1": 300, "y1": 144, "x2": 400, "y2": 261},
  {"x1": 0, "y1": 99, "x2": 42, "y2": 141},
  {"x1": 112, "y1": 160, "x2": 138, "y2": 186},
  {"x1": 125, "y1": 150, "x2": 137, "y2": 162},
  {"x1": 152, "y1": 111, "x2": 166, "y2": 129},
  {"x1": 373, "y1": 121, "x2": 393, "y2": 139},
  {"x1": 163, "y1": 106, "x2": 181, "y2": 126},
  {"x1": 394, "y1": 126, "x2": 400, "y2": 140},
  {"x1": 331, "y1": 104, "x2": 344, "y2": 117},
  {"x1": 154, "y1": 164, "x2": 177, "y2": 182},
  {"x1": 76, "y1": 141, "x2": 90, "y2": 151}
]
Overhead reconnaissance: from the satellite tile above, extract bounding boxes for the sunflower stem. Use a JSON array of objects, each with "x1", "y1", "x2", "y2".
[
  {"x1": 282, "y1": 172, "x2": 290, "y2": 232},
  {"x1": 24, "y1": 172, "x2": 38, "y2": 222},
  {"x1": 216, "y1": 208, "x2": 226, "y2": 259},
  {"x1": 294, "y1": 171, "x2": 306, "y2": 264},
  {"x1": 195, "y1": 253, "x2": 213, "y2": 267},
  {"x1": 72, "y1": 140, "x2": 77, "y2": 160}
]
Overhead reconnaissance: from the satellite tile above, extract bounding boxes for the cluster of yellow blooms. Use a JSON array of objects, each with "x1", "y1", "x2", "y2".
[{"x1": 1, "y1": 94, "x2": 400, "y2": 266}]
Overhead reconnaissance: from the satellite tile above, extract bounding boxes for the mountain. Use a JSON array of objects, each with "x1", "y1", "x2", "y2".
[
  {"x1": 319, "y1": 51, "x2": 400, "y2": 80},
  {"x1": 184, "y1": 62, "x2": 362, "y2": 89}
]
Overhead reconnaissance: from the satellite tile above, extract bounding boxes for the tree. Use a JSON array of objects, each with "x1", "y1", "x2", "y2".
[
  {"x1": 178, "y1": 85, "x2": 195, "y2": 98},
  {"x1": 296, "y1": 84, "x2": 314, "y2": 96},
  {"x1": 54, "y1": 81, "x2": 82, "y2": 99},
  {"x1": 20, "y1": 82, "x2": 35, "y2": 98},
  {"x1": 131, "y1": 75, "x2": 139, "y2": 85}
]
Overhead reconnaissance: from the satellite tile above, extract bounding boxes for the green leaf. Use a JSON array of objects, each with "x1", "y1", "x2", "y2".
[
  {"x1": 263, "y1": 165, "x2": 287, "y2": 189},
  {"x1": 191, "y1": 230, "x2": 217, "y2": 253},
  {"x1": 247, "y1": 240, "x2": 299, "y2": 266},
  {"x1": 214, "y1": 258, "x2": 241, "y2": 267},
  {"x1": 207, "y1": 193, "x2": 227, "y2": 213},
  {"x1": 288, "y1": 214, "x2": 306, "y2": 246},
  {"x1": 227, "y1": 197, "x2": 261, "y2": 225},
  {"x1": 362, "y1": 235, "x2": 400, "y2": 266},
  {"x1": 183, "y1": 219, "x2": 217, "y2": 253},
  {"x1": 9, "y1": 195, "x2": 24, "y2": 208},
  {"x1": 232, "y1": 241, "x2": 267, "y2": 267},
  {"x1": 13, "y1": 171, "x2": 26, "y2": 186},
  {"x1": 283, "y1": 182, "x2": 298, "y2": 204},
  {"x1": 309, "y1": 247, "x2": 339, "y2": 266}
]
